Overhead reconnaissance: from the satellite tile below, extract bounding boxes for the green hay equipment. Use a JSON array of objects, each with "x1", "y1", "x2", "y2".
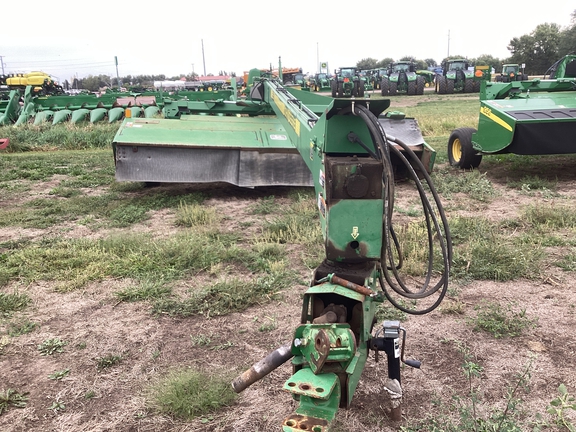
[
  {"x1": 112, "y1": 69, "x2": 451, "y2": 431},
  {"x1": 448, "y1": 55, "x2": 576, "y2": 169}
]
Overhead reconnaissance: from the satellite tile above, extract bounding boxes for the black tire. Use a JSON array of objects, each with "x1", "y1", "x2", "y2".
[
  {"x1": 358, "y1": 82, "x2": 365, "y2": 97},
  {"x1": 436, "y1": 75, "x2": 447, "y2": 94},
  {"x1": 331, "y1": 80, "x2": 337, "y2": 98},
  {"x1": 416, "y1": 76, "x2": 425, "y2": 95},
  {"x1": 473, "y1": 80, "x2": 481, "y2": 92},
  {"x1": 448, "y1": 127, "x2": 482, "y2": 169},
  {"x1": 389, "y1": 81, "x2": 398, "y2": 96},
  {"x1": 407, "y1": 80, "x2": 416, "y2": 95},
  {"x1": 337, "y1": 82, "x2": 344, "y2": 98},
  {"x1": 353, "y1": 81, "x2": 360, "y2": 97},
  {"x1": 464, "y1": 79, "x2": 474, "y2": 93},
  {"x1": 381, "y1": 78, "x2": 390, "y2": 96},
  {"x1": 496, "y1": 76, "x2": 503, "y2": 82},
  {"x1": 446, "y1": 78, "x2": 455, "y2": 94}
]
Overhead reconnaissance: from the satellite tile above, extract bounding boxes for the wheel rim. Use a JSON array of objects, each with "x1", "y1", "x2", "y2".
[{"x1": 452, "y1": 139, "x2": 462, "y2": 162}]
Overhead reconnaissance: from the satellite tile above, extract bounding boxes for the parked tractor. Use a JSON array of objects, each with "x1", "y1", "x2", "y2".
[
  {"x1": 495, "y1": 64, "x2": 528, "y2": 82},
  {"x1": 309, "y1": 73, "x2": 331, "y2": 92},
  {"x1": 448, "y1": 55, "x2": 576, "y2": 170},
  {"x1": 331, "y1": 66, "x2": 363, "y2": 97},
  {"x1": 381, "y1": 61, "x2": 425, "y2": 96},
  {"x1": 435, "y1": 58, "x2": 479, "y2": 94}
]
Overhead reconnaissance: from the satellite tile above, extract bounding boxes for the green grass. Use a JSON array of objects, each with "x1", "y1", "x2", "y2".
[
  {"x1": 0, "y1": 291, "x2": 31, "y2": 316},
  {"x1": 148, "y1": 368, "x2": 237, "y2": 420},
  {"x1": 468, "y1": 300, "x2": 537, "y2": 338},
  {"x1": 152, "y1": 269, "x2": 296, "y2": 317},
  {"x1": 0, "y1": 123, "x2": 118, "y2": 152}
]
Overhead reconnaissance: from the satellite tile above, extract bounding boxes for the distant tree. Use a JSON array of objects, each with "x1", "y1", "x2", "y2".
[
  {"x1": 558, "y1": 10, "x2": 576, "y2": 56},
  {"x1": 507, "y1": 23, "x2": 562, "y2": 74},
  {"x1": 82, "y1": 74, "x2": 111, "y2": 92},
  {"x1": 424, "y1": 58, "x2": 438, "y2": 68},
  {"x1": 356, "y1": 57, "x2": 379, "y2": 70},
  {"x1": 471, "y1": 54, "x2": 502, "y2": 73},
  {"x1": 376, "y1": 58, "x2": 394, "y2": 68}
]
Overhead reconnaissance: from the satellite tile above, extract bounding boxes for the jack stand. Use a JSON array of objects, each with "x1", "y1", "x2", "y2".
[{"x1": 369, "y1": 321, "x2": 421, "y2": 421}]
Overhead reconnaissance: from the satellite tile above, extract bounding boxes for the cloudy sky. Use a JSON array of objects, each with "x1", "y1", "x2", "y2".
[{"x1": 1, "y1": 1, "x2": 574, "y2": 83}]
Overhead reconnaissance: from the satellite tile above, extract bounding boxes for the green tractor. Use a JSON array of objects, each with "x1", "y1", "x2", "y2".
[
  {"x1": 381, "y1": 61, "x2": 425, "y2": 96},
  {"x1": 435, "y1": 58, "x2": 479, "y2": 94},
  {"x1": 331, "y1": 66, "x2": 363, "y2": 97},
  {"x1": 310, "y1": 72, "x2": 331, "y2": 92},
  {"x1": 496, "y1": 64, "x2": 528, "y2": 82}
]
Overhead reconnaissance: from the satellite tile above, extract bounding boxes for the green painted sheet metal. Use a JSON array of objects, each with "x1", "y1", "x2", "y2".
[
  {"x1": 474, "y1": 81, "x2": 576, "y2": 154},
  {"x1": 114, "y1": 116, "x2": 294, "y2": 149}
]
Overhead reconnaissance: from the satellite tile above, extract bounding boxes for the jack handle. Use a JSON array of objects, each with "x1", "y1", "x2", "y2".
[{"x1": 399, "y1": 326, "x2": 421, "y2": 369}]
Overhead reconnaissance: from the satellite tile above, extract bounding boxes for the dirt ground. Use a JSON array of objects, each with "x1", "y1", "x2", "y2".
[{"x1": 2, "y1": 153, "x2": 576, "y2": 432}]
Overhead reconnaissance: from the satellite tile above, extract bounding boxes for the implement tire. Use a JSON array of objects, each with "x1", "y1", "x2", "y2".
[{"x1": 448, "y1": 127, "x2": 482, "y2": 169}]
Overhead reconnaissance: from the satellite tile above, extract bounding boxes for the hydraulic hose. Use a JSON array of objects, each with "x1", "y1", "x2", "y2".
[{"x1": 339, "y1": 104, "x2": 452, "y2": 315}]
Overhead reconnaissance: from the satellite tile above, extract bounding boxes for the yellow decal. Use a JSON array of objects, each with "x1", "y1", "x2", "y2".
[
  {"x1": 351, "y1": 226, "x2": 359, "y2": 239},
  {"x1": 480, "y1": 106, "x2": 513, "y2": 132},
  {"x1": 271, "y1": 91, "x2": 300, "y2": 136}
]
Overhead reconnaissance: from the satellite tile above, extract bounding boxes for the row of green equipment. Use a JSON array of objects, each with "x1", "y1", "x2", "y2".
[
  {"x1": 112, "y1": 66, "x2": 452, "y2": 431},
  {"x1": 0, "y1": 86, "x2": 238, "y2": 127}
]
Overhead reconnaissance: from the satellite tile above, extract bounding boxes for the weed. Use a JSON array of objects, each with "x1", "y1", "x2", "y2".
[
  {"x1": 48, "y1": 400, "x2": 66, "y2": 412},
  {"x1": 468, "y1": 300, "x2": 537, "y2": 338},
  {"x1": 148, "y1": 368, "x2": 237, "y2": 420},
  {"x1": 175, "y1": 202, "x2": 220, "y2": 227},
  {"x1": 96, "y1": 354, "x2": 123, "y2": 371},
  {"x1": 541, "y1": 384, "x2": 576, "y2": 430},
  {"x1": 152, "y1": 270, "x2": 295, "y2": 317},
  {"x1": 0, "y1": 291, "x2": 31, "y2": 316},
  {"x1": 250, "y1": 195, "x2": 276, "y2": 215},
  {"x1": 37, "y1": 338, "x2": 67, "y2": 355},
  {"x1": 507, "y1": 175, "x2": 557, "y2": 192},
  {"x1": 84, "y1": 390, "x2": 96, "y2": 400},
  {"x1": 431, "y1": 167, "x2": 498, "y2": 202},
  {"x1": 401, "y1": 343, "x2": 534, "y2": 432},
  {"x1": 0, "y1": 388, "x2": 29, "y2": 414},
  {"x1": 48, "y1": 369, "x2": 70, "y2": 380},
  {"x1": 190, "y1": 334, "x2": 211, "y2": 346},
  {"x1": 258, "y1": 316, "x2": 277, "y2": 332},
  {"x1": 114, "y1": 280, "x2": 172, "y2": 302},
  {"x1": 7, "y1": 319, "x2": 38, "y2": 337}
]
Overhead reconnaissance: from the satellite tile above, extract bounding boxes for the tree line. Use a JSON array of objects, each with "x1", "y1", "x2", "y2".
[{"x1": 356, "y1": 11, "x2": 576, "y2": 76}]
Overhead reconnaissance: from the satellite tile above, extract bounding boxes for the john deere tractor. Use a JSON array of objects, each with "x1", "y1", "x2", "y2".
[
  {"x1": 331, "y1": 66, "x2": 363, "y2": 97},
  {"x1": 435, "y1": 58, "x2": 479, "y2": 94},
  {"x1": 495, "y1": 64, "x2": 528, "y2": 82},
  {"x1": 381, "y1": 61, "x2": 425, "y2": 96}
]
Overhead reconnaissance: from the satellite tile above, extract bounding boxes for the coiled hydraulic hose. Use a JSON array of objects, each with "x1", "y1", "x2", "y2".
[{"x1": 341, "y1": 104, "x2": 452, "y2": 315}]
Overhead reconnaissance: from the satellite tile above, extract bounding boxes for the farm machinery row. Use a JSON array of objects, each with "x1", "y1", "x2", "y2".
[{"x1": 0, "y1": 83, "x2": 239, "y2": 127}]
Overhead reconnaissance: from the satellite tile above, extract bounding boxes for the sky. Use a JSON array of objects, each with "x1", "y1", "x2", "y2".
[{"x1": 0, "y1": 1, "x2": 574, "y2": 84}]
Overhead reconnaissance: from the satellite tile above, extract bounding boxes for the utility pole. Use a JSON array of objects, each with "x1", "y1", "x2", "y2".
[
  {"x1": 114, "y1": 56, "x2": 121, "y2": 89},
  {"x1": 447, "y1": 30, "x2": 450, "y2": 58},
  {"x1": 0, "y1": 56, "x2": 5, "y2": 75},
  {"x1": 201, "y1": 39, "x2": 206, "y2": 77}
]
